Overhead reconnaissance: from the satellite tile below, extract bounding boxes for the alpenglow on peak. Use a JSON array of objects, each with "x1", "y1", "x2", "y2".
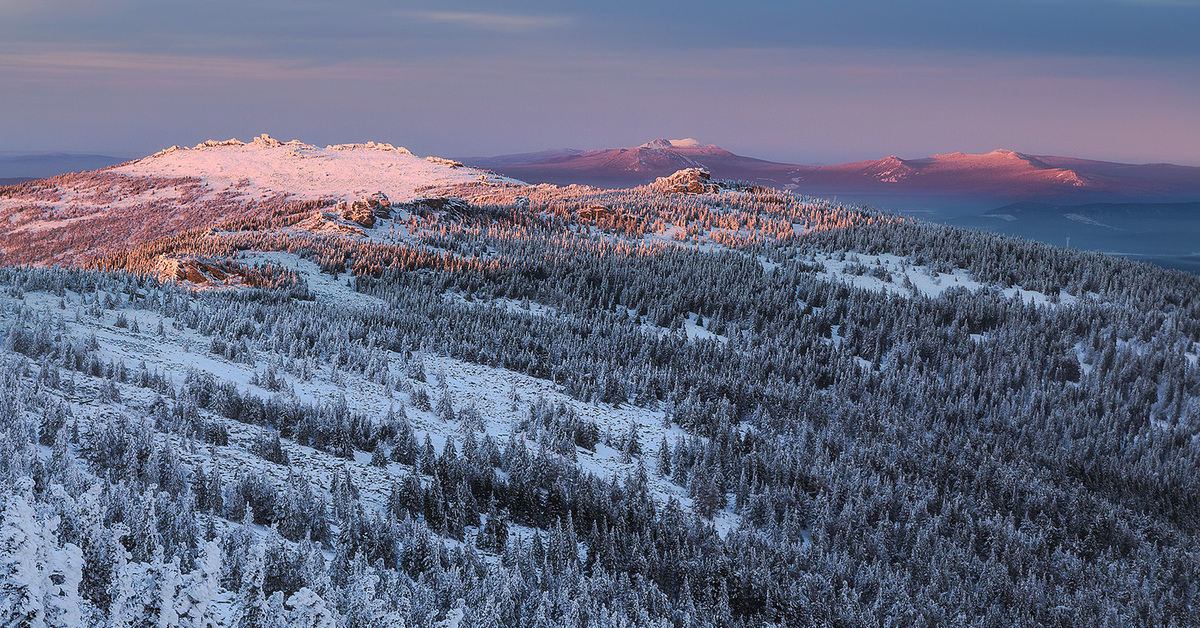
[{"x1": 639, "y1": 138, "x2": 718, "y2": 150}]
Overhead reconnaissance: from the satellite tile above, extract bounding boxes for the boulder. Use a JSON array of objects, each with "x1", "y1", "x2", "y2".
[{"x1": 368, "y1": 191, "x2": 391, "y2": 217}]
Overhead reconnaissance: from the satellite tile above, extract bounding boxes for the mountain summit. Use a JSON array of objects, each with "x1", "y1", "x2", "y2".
[
  {"x1": 0, "y1": 135, "x2": 519, "y2": 267},
  {"x1": 638, "y1": 138, "x2": 720, "y2": 150},
  {"x1": 120, "y1": 134, "x2": 516, "y2": 203},
  {"x1": 465, "y1": 139, "x2": 789, "y2": 188},
  {"x1": 798, "y1": 150, "x2": 1090, "y2": 195}
]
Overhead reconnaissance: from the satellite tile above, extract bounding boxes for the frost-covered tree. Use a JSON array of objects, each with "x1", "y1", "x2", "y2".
[
  {"x1": 174, "y1": 540, "x2": 222, "y2": 628},
  {"x1": 435, "y1": 389, "x2": 455, "y2": 423},
  {"x1": 0, "y1": 486, "x2": 84, "y2": 628},
  {"x1": 233, "y1": 543, "x2": 268, "y2": 628},
  {"x1": 284, "y1": 587, "x2": 337, "y2": 628}
]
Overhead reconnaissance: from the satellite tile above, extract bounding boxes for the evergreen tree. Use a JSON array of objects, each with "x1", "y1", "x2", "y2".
[
  {"x1": 656, "y1": 436, "x2": 671, "y2": 477},
  {"x1": 234, "y1": 543, "x2": 269, "y2": 628},
  {"x1": 0, "y1": 488, "x2": 85, "y2": 628},
  {"x1": 175, "y1": 540, "x2": 222, "y2": 628},
  {"x1": 285, "y1": 587, "x2": 338, "y2": 628},
  {"x1": 436, "y1": 389, "x2": 455, "y2": 423}
]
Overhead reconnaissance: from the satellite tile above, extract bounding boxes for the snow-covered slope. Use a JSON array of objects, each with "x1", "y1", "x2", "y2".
[
  {"x1": 0, "y1": 135, "x2": 521, "y2": 267},
  {"x1": 117, "y1": 134, "x2": 520, "y2": 204},
  {"x1": 2, "y1": 133, "x2": 1199, "y2": 627},
  {"x1": 638, "y1": 138, "x2": 719, "y2": 150}
]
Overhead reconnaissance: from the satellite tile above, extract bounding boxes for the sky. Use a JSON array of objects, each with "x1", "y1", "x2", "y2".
[{"x1": 2, "y1": 0, "x2": 1199, "y2": 165}]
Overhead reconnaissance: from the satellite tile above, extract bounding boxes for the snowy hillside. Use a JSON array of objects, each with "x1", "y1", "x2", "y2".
[
  {"x1": 1, "y1": 139, "x2": 1200, "y2": 627},
  {"x1": 0, "y1": 135, "x2": 519, "y2": 268},
  {"x1": 117, "y1": 135, "x2": 519, "y2": 204}
]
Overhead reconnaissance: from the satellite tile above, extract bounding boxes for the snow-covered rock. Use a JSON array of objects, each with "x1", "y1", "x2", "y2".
[{"x1": 649, "y1": 168, "x2": 722, "y2": 194}]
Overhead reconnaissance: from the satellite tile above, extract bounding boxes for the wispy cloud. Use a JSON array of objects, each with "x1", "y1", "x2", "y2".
[
  {"x1": 408, "y1": 11, "x2": 573, "y2": 33},
  {"x1": 0, "y1": 45, "x2": 353, "y2": 79}
]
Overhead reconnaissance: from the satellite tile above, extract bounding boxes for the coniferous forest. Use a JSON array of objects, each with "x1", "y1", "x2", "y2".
[{"x1": 1, "y1": 171, "x2": 1199, "y2": 628}]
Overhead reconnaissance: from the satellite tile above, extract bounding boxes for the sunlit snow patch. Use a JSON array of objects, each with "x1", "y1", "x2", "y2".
[{"x1": 800, "y1": 251, "x2": 1078, "y2": 306}]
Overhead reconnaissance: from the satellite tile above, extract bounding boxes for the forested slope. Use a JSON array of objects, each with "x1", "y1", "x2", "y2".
[{"x1": 1, "y1": 167, "x2": 1198, "y2": 627}]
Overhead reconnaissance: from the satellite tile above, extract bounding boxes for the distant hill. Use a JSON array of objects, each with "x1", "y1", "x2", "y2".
[
  {"x1": 0, "y1": 152, "x2": 125, "y2": 179},
  {"x1": 467, "y1": 142, "x2": 1200, "y2": 209},
  {"x1": 464, "y1": 138, "x2": 805, "y2": 189},
  {"x1": 0, "y1": 177, "x2": 36, "y2": 186},
  {"x1": 0, "y1": 134, "x2": 520, "y2": 268}
]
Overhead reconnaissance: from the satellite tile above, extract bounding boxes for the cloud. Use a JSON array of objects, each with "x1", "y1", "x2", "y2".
[
  {"x1": 407, "y1": 10, "x2": 573, "y2": 33},
  {"x1": 0, "y1": 45, "x2": 351, "y2": 80}
]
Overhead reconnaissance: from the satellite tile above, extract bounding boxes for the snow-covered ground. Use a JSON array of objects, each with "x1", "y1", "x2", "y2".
[
  {"x1": 1, "y1": 282, "x2": 742, "y2": 541},
  {"x1": 442, "y1": 293, "x2": 559, "y2": 318},
  {"x1": 238, "y1": 251, "x2": 386, "y2": 308},
  {"x1": 799, "y1": 251, "x2": 1078, "y2": 306},
  {"x1": 115, "y1": 135, "x2": 522, "y2": 205}
]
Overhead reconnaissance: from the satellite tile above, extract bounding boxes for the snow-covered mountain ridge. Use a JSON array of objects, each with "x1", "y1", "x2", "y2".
[
  {"x1": 468, "y1": 142, "x2": 1200, "y2": 205},
  {"x1": 0, "y1": 135, "x2": 524, "y2": 270},
  {"x1": 0, "y1": 136, "x2": 892, "y2": 284},
  {"x1": 124, "y1": 134, "x2": 519, "y2": 204},
  {"x1": 2, "y1": 134, "x2": 1200, "y2": 627}
]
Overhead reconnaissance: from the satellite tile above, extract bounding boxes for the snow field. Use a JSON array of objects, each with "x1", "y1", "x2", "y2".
[
  {"x1": 115, "y1": 136, "x2": 521, "y2": 206},
  {"x1": 796, "y1": 250, "x2": 1079, "y2": 306}
]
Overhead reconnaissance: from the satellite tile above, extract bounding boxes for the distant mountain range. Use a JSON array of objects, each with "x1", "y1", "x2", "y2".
[
  {"x1": 465, "y1": 140, "x2": 1200, "y2": 210},
  {"x1": 7, "y1": 137, "x2": 1200, "y2": 273},
  {"x1": 463, "y1": 139, "x2": 799, "y2": 190},
  {"x1": 0, "y1": 152, "x2": 125, "y2": 180}
]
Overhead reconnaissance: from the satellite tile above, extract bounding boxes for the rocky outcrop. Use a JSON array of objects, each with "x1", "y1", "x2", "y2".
[
  {"x1": 153, "y1": 256, "x2": 241, "y2": 286},
  {"x1": 327, "y1": 141, "x2": 413, "y2": 155},
  {"x1": 337, "y1": 201, "x2": 375, "y2": 227},
  {"x1": 333, "y1": 192, "x2": 392, "y2": 226},
  {"x1": 650, "y1": 168, "x2": 723, "y2": 194},
  {"x1": 425, "y1": 156, "x2": 463, "y2": 168},
  {"x1": 576, "y1": 205, "x2": 613, "y2": 220},
  {"x1": 192, "y1": 134, "x2": 307, "y2": 150},
  {"x1": 368, "y1": 191, "x2": 391, "y2": 217}
]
